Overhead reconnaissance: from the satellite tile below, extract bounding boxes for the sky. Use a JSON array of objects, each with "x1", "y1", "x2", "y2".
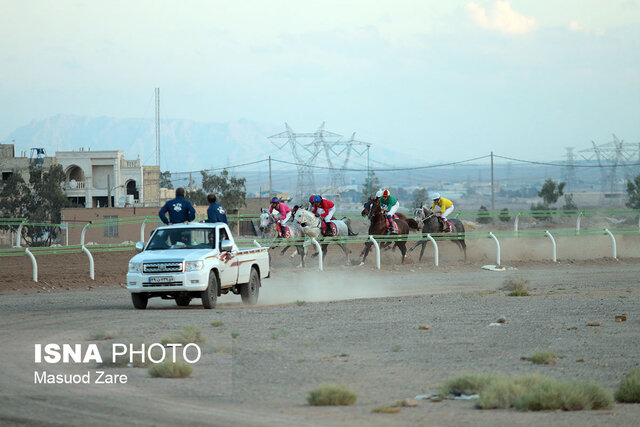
[{"x1": 1, "y1": 0, "x2": 639, "y2": 165}]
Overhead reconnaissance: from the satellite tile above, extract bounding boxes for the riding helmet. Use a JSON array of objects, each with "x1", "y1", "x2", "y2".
[
  {"x1": 431, "y1": 192, "x2": 441, "y2": 200},
  {"x1": 270, "y1": 196, "x2": 279, "y2": 203}
]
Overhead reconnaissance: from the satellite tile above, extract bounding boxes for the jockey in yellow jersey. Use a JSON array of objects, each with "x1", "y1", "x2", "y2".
[{"x1": 431, "y1": 192, "x2": 454, "y2": 232}]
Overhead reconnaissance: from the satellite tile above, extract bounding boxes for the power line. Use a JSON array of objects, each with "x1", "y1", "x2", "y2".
[{"x1": 494, "y1": 154, "x2": 640, "y2": 168}]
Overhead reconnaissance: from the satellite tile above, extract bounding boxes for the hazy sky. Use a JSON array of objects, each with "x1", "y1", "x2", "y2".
[{"x1": 1, "y1": 0, "x2": 639, "y2": 164}]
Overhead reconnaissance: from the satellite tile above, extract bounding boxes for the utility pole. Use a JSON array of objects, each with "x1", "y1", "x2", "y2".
[
  {"x1": 155, "y1": 88, "x2": 161, "y2": 206},
  {"x1": 268, "y1": 156, "x2": 273, "y2": 199},
  {"x1": 367, "y1": 146, "x2": 371, "y2": 196},
  {"x1": 107, "y1": 174, "x2": 111, "y2": 208},
  {"x1": 490, "y1": 151, "x2": 495, "y2": 211}
]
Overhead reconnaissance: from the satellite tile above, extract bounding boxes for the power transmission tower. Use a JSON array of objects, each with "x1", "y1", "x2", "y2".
[
  {"x1": 563, "y1": 147, "x2": 576, "y2": 192},
  {"x1": 578, "y1": 134, "x2": 640, "y2": 192},
  {"x1": 269, "y1": 123, "x2": 371, "y2": 203}
]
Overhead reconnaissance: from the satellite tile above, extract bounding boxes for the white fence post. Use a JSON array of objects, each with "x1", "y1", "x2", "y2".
[
  {"x1": 513, "y1": 212, "x2": 520, "y2": 234},
  {"x1": 16, "y1": 220, "x2": 26, "y2": 248},
  {"x1": 369, "y1": 235, "x2": 380, "y2": 270},
  {"x1": 604, "y1": 229, "x2": 617, "y2": 259},
  {"x1": 253, "y1": 239, "x2": 262, "y2": 248},
  {"x1": 62, "y1": 222, "x2": 69, "y2": 246},
  {"x1": 426, "y1": 233, "x2": 439, "y2": 266},
  {"x1": 311, "y1": 238, "x2": 323, "y2": 271},
  {"x1": 489, "y1": 232, "x2": 501, "y2": 266},
  {"x1": 140, "y1": 218, "x2": 147, "y2": 243},
  {"x1": 81, "y1": 222, "x2": 91, "y2": 246},
  {"x1": 82, "y1": 245, "x2": 95, "y2": 280},
  {"x1": 576, "y1": 211, "x2": 583, "y2": 235},
  {"x1": 25, "y1": 248, "x2": 38, "y2": 282},
  {"x1": 545, "y1": 230, "x2": 557, "y2": 262}
]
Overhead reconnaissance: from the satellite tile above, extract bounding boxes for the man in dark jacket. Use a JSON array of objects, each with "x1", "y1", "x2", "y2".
[
  {"x1": 205, "y1": 193, "x2": 228, "y2": 224},
  {"x1": 158, "y1": 188, "x2": 196, "y2": 225}
]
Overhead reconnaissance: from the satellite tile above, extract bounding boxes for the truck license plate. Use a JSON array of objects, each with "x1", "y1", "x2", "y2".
[{"x1": 149, "y1": 276, "x2": 174, "y2": 283}]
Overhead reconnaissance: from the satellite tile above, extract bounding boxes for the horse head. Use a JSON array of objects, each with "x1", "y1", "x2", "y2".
[
  {"x1": 293, "y1": 207, "x2": 316, "y2": 228},
  {"x1": 258, "y1": 208, "x2": 273, "y2": 232},
  {"x1": 361, "y1": 199, "x2": 373, "y2": 217}
]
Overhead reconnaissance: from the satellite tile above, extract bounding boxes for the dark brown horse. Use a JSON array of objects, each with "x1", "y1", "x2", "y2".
[
  {"x1": 360, "y1": 198, "x2": 410, "y2": 264},
  {"x1": 361, "y1": 199, "x2": 420, "y2": 231},
  {"x1": 408, "y1": 207, "x2": 467, "y2": 262}
]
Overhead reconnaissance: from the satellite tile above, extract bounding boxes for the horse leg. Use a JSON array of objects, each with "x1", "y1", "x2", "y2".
[
  {"x1": 280, "y1": 245, "x2": 290, "y2": 256},
  {"x1": 360, "y1": 241, "x2": 372, "y2": 265},
  {"x1": 297, "y1": 245, "x2": 305, "y2": 267},
  {"x1": 407, "y1": 240, "x2": 422, "y2": 254},
  {"x1": 419, "y1": 241, "x2": 428, "y2": 262},
  {"x1": 321, "y1": 244, "x2": 329, "y2": 266},
  {"x1": 397, "y1": 242, "x2": 407, "y2": 264},
  {"x1": 338, "y1": 243, "x2": 351, "y2": 265},
  {"x1": 460, "y1": 240, "x2": 467, "y2": 262}
]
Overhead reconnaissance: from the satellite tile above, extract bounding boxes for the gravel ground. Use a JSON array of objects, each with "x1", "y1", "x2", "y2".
[{"x1": 1, "y1": 259, "x2": 639, "y2": 426}]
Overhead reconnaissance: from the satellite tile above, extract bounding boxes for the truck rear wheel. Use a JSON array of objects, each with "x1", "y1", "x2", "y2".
[
  {"x1": 202, "y1": 271, "x2": 218, "y2": 309},
  {"x1": 131, "y1": 293, "x2": 148, "y2": 309},
  {"x1": 240, "y1": 267, "x2": 260, "y2": 306}
]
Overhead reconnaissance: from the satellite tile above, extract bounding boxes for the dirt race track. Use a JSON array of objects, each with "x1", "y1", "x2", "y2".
[{"x1": 1, "y1": 238, "x2": 640, "y2": 426}]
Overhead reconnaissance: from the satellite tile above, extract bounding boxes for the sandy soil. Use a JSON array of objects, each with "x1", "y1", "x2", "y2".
[{"x1": 1, "y1": 241, "x2": 640, "y2": 426}]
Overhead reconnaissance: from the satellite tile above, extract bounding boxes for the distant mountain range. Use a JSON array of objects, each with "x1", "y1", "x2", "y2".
[{"x1": 4, "y1": 114, "x2": 289, "y2": 171}]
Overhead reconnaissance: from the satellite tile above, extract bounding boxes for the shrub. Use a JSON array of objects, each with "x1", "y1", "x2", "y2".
[
  {"x1": 530, "y1": 202, "x2": 552, "y2": 222},
  {"x1": 522, "y1": 351, "x2": 557, "y2": 365},
  {"x1": 439, "y1": 373, "x2": 496, "y2": 396},
  {"x1": 210, "y1": 320, "x2": 224, "y2": 327},
  {"x1": 615, "y1": 368, "x2": 640, "y2": 403},
  {"x1": 148, "y1": 360, "x2": 193, "y2": 378},
  {"x1": 502, "y1": 277, "x2": 530, "y2": 296},
  {"x1": 307, "y1": 384, "x2": 357, "y2": 406},
  {"x1": 514, "y1": 377, "x2": 612, "y2": 411},
  {"x1": 477, "y1": 205, "x2": 492, "y2": 224},
  {"x1": 372, "y1": 406, "x2": 400, "y2": 414},
  {"x1": 499, "y1": 208, "x2": 511, "y2": 223},
  {"x1": 161, "y1": 325, "x2": 205, "y2": 345}
]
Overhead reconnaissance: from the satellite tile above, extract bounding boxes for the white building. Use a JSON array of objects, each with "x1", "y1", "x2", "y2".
[{"x1": 55, "y1": 149, "x2": 151, "y2": 208}]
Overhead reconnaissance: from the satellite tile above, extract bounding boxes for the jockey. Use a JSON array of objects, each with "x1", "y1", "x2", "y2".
[
  {"x1": 269, "y1": 197, "x2": 291, "y2": 238},
  {"x1": 431, "y1": 192, "x2": 454, "y2": 232},
  {"x1": 378, "y1": 189, "x2": 399, "y2": 234},
  {"x1": 309, "y1": 195, "x2": 336, "y2": 236}
]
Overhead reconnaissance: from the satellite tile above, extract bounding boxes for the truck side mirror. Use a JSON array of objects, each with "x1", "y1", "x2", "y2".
[
  {"x1": 220, "y1": 239, "x2": 233, "y2": 252},
  {"x1": 135, "y1": 241, "x2": 144, "y2": 252}
]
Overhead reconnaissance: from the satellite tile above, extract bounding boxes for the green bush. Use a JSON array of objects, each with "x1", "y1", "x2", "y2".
[
  {"x1": 499, "y1": 208, "x2": 511, "y2": 223},
  {"x1": 522, "y1": 351, "x2": 557, "y2": 365},
  {"x1": 502, "y1": 277, "x2": 530, "y2": 296},
  {"x1": 439, "y1": 373, "x2": 496, "y2": 396},
  {"x1": 615, "y1": 368, "x2": 640, "y2": 403},
  {"x1": 161, "y1": 325, "x2": 205, "y2": 345},
  {"x1": 477, "y1": 205, "x2": 492, "y2": 224},
  {"x1": 148, "y1": 360, "x2": 193, "y2": 378},
  {"x1": 307, "y1": 384, "x2": 358, "y2": 406}
]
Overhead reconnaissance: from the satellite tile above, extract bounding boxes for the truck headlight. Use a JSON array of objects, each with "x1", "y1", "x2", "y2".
[
  {"x1": 185, "y1": 260, "x2": 204, "y2": 272},
  {"x1": 128, "y1": 262, "x2": 142, "y2": 273}
]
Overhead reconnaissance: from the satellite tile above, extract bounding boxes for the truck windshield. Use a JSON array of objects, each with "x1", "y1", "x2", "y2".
[{"x1": 146, "y1": 228, "x2": 215, "y2": 250}]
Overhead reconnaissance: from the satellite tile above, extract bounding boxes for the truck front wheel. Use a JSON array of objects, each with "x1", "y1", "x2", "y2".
[
  {"x1": 131, "y1": 293, "x2": 149, "y2": 309},
  {"x1": 240, "y1": 267, "x2": 260, "y2": 306},
  {"x1": 202, "y1": 271, "x2": 219, "y2": 309}
]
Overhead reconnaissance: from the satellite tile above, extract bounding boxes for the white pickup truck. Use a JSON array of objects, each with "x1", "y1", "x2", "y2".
[{"x1": 126, "y1": 223, "x2": 269, "y2": 309}]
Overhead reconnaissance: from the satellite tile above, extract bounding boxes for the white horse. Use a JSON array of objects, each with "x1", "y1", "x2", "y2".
[
  {"x1": 258, "y1": 209, "x2": 308, "y2": 267},
  {"x1": 292, "y1": 207, "x2": 356, "y2": 266}
]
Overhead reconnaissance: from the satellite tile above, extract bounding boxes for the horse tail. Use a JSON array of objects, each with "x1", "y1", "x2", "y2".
[
  {"x1": 406, "y1": 218, "x2": 420, "y2": 230},
  {"x1": 461, "y1": 220, "x2": 477, "y2": 230},
  {"x1": 342, "y1": 217, "x2": 358, "y2": 236}
]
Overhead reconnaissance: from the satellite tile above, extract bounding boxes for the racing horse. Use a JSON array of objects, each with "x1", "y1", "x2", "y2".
[
  {"x1": 361, "y1": 199, "x2": 420, "y2": 231},
  {"x1": 409, "y1": 206, "x2": 467, "y2": 262},
  {"x1": 292, "y1": 207, "x2": 357, "y2": 266},
  {"x1": 360, "y1": 197, "x2": 410, "y2": 264},
  {"x1": 258, "y1": 209, "x2": 308, "y2": 267}
]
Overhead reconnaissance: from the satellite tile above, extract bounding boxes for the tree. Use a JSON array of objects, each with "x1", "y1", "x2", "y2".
[
  {"x1": 499, "y1": 208, "x2": 511, "y2": 223},
  {"x1": 186, "y1": 188, "x2": 208, "y2": 206},
  {"x1": 477, "y1": 205, "x2": 492, "y2": 224},
  {"x1": 201, "y1": 169, "x2": 247, "y2": 211},
  {"x1": 159, "y1": 171, "x2": 173, "y2": 189},
  {"x1": 562, "y1": 194, "x2": 578, "y2": 212},
  {"x1": 412, "y1": 188, "x2": 428, "y2": 208},
  {"x1": 538, "y1": 179, "x2": 565, "y2": 205},
  {"x1": 361, "y1": 171, "x2": 381, "y2": 203},
  {"x1": 626, "y1": 173, "x2": 640, "y2": 209},
  {"x1": 0, "y1": 165, "x2": 70, "y2": 246}
]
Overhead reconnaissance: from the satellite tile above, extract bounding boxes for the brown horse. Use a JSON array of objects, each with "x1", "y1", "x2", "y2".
[
  {"x1": 408, "y1": 206, "x2": 467, "y2": 262},
  {"x1": 361, "y1": 199, "x2": 420, "y2": 231},
  {"x1": 360, "y1": 198, "x2": 410, "y2": 264}
]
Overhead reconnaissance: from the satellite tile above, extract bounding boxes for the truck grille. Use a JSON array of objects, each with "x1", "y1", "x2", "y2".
[
  {"x1": 142, "y1": 281, "x2": 184, "y2": 287},
  {"x1": 143, "y1": 262, "x2": 183, "y2": 273}
]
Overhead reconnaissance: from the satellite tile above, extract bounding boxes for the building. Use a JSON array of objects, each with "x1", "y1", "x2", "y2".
[
  {"x1": 55, "y1": 149, "x2": 160, "y2": 208},
  {"x1": 0, "y1": 144, "x2": 56, "y2": 186}
]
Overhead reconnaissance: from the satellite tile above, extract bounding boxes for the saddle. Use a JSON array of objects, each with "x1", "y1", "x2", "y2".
[
  {"x1": 275, "y1": 223, "x2": 291, "y2": 238},
  {"x1": 385, "y1": 216, "x2": 400, "y2": 234},
  {"x1": 438, "y1": 217, "x2": 454, "y2": 233},
  {"x1": 321, "y1": 219, "x2": 337, "y2": 236}
]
